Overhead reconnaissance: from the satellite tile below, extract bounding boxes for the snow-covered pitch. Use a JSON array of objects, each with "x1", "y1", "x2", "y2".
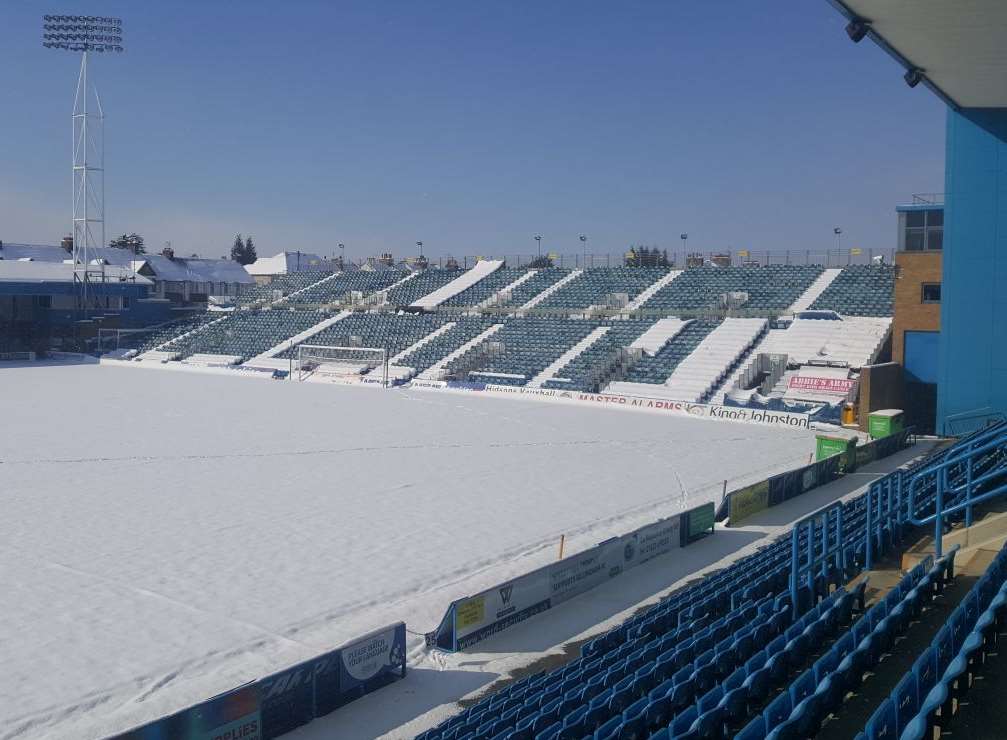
[{"x1": 1, "y1": 363, "x2": 816, "y2": 739}]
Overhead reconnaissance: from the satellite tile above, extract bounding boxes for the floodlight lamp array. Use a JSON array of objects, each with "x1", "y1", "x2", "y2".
[{"x1": 42, "y1": 15, "x2": 124, "y2": 52}]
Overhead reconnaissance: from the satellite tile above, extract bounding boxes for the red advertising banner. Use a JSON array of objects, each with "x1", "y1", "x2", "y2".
[{"x1": 788, "y1": 375, "x2": 855, "y2": 394}]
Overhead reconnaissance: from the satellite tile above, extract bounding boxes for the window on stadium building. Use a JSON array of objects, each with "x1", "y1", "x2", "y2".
[{"x1": 902, "y1": 208, "x2": 943, "y2": 251}]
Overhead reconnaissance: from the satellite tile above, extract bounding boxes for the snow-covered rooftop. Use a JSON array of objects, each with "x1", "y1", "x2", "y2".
[
  {"x1": 245, "y1": 251, "x2": 336, "y2": 276},
  {"x1": 0, "y1": 259, "x2": 151, "y2": 284}
]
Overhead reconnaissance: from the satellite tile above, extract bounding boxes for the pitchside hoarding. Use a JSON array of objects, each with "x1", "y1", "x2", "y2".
[
  {"x1": 428, "y1": 514, "x2": 684, "y2": 651},
  {"x1": 113, "y1": 624, "x2": 406, "y2": 740},
  {"x1": 410, "y1": 380, "x2": 813, "y2": 430}
]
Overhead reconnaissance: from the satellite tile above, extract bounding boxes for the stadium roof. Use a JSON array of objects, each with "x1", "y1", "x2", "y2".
[
  {"x1": 0, "y1": 244, "x2": 252, "y2": 284},
  {"x1": 0, "y1": 260, "x2": 150, "y2": 284},
  {"x1": 829, "y1": 0, "x2": 1007, "y2": 109}
]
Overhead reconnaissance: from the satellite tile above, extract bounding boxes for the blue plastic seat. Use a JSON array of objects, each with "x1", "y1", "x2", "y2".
[
  {"x1": 735, "y1": 714, "x2": 766, "y2": 740},
  {"x1": 763, "y1": 690, "x2": 792, "y2": 732},
  {"x1": 864, "y1": 697, "x2": 896, "y2": 739},
  {"x1": 644, "y1": 689, "x2": 674, "y2": 731},
  {"x1": 533, "y1": 720, "x2": 562, "y2": 740},
  {"x1": 669, "y1": 705, "x2": 699, "y2": 738},
  {"x1": 891, "y1": 671, "x2": 918, "y2": 736},
  {"x1": 591, "y1": 715, "x2": 622, "y2": 740}
]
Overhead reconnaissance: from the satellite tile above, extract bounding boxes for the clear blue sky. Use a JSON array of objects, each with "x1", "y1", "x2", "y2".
[{"x1": 0, "y1": 1, "x2": 945, "y2": 261}]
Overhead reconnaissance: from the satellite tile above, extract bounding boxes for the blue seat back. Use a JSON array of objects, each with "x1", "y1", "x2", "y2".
[
  {"x1": 865, "y1": 697, "x2": 896, "y2": 740},
  {"x1": 763, "y1": 690, "x2": 792, "y2": 730},
  {"x1": 790, "y1": 668, "x2": 817, "y2": 705},
  {"x1": 892, "y1": 672, "x2": 918, "y2": 735}
]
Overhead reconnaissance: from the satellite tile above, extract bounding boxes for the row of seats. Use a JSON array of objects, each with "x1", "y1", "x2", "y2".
[
  {"x1": 535, "y1": 268, "x2": 670, "y2": 310},
  {"x1": 542, "y1": 320, "x2": 657, "y2": 392},
  {"x1": 117, "y1": 313, "x2": 220, "y2": 353},
  {"x1": 388, "y1": 269, "x2": 464, "y2": 306},
  {"x1": 276, "y1": 313, "x2": 447, "y2": 361},
  {"x1": 159, "y1": 309, "x2": 324, "y2": 361},
  {"x1": 659, "y1": 318, "x2": 767, "y2": 403},
  {"x1": 741, "y1": 552, "x2": 957, "y2": 739},
  {"x1": 808, "y1": 265, "x2": 895, "y2": 317},
  {"x1": 452, "y1": 318, "x2": 599, "y2": 386},
  {"x1": 226, "y1": 263, "x2": 892, "y2": 315},
  {"x1": 897, "y1": 541, "x2": 1007, "y2": 739},
  {"x1": 398, "y1": 318, "x2": 498, "y2": 374},
  {"x1": 621, "y1": 320, "x2": 721, "y2": 385},
  {"x1": 498, "y1": 269, "x2": 571, "y2": 307},
  {"x1": 285, "y1": 271, "x2": 404, "y2": 305},
  {"x1": 638, "y1": 266, "x2": 823, "y2": 313},
  {"x1": 235, "y1": 271, "x2": 332, "y2": 306},
  {"x1": 442, "y1": 268, "x2": 528, "y2": 307}
]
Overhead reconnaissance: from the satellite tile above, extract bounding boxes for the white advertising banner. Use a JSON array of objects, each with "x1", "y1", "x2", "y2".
[{"x1": 409, "y1": 379, "x2": 812, "y2": 430}]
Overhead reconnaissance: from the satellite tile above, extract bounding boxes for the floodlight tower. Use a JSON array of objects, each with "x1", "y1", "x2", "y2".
[{"x1": 42, "y1": 14, "x2": 124, "y2": 311}]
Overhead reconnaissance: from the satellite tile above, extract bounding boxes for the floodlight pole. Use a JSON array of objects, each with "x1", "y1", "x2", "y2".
[
  {"x1": 72, "y1": 48, "x2": 105, "y2": 308},
  {"x1": 43, "y1": 14, "x2": 124, "y2": 315}
]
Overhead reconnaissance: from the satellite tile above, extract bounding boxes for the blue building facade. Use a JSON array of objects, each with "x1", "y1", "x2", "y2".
[{"x1": 939, "y1": 108, "x2": 1007, "y2": 432}]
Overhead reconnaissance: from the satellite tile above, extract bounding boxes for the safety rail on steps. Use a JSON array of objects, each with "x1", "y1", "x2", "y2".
[{"x1": 907, "y1": 422, "x2": 1007, "y2": 556}]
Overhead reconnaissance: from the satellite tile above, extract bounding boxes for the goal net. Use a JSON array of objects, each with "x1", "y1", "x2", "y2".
[{"x1": 294, "y1": 344, "x2": 389, "y2": 386}]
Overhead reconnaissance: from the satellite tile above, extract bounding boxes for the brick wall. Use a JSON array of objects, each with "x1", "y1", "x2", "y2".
[{"x1": 893, "y1": 250, "x2": 942, "y2": 365}]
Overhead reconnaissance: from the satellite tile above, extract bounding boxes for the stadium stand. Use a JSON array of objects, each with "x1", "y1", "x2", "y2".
[
  {"x1": 808, "y1": 264, "x2": 896, "y2": 317},
  {"x1": 503, "y1": 268, "x2": 573, "y2": 308},
  {"x1": 412, "y1": 261, "x2": 505, "y2": 308},
  {"x1": 533, "y1": 267, "x2": 670, "y2": 310},
  {"x1": 275, "y1": 312, "x2": 447, "y2": 360},
  {"x1": 607, "y1": 318, "x2": 767, "y2": 402},
  {"x1": 448, "y1": 317, "x2": 599, "y2": 386},
  {"x1": 416, "y1": 424, "x2": 1007, "y2": 740},
  {"x1": 284, "y1": 270, "x2": 404, "y2": 305},
  {"x1": 785, "y1": 269, "x2": 843, "y2": 314},
  {"x1": 715, "y1": 315, "x2": 892, "y2": 404},
  {"x1": 159, "y1": 309, "x2": 325, "y2": 362},
  {"x1": 637, "y1": 265, "x2": 823, "y2": 313},
  {"x1": 235, "y1": 271, "x2": 332, "y2": 306},
  {"x1": 387, "y1": 269, "x2": 465, "y2": 307},
  {"x1": 113, "y1": 264, "x2": 900, "y2": 395},
  {"x1": 541, "y1": 320, "x2": 657, "y2": 392},
  {"x1": 611, "y1": 319, "x2": 722, "y2": 387},
  {"x1": 441, "y1": 268, "x2": 528, "y2": 307},
  {"x1": 111, "y1": 313, "x2": 219, "y2": 354},
  {"x1": 401, "y1": 318, "x2": 499, "y2": 377}
]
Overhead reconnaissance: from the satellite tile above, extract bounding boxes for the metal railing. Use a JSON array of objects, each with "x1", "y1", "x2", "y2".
[
  {"x1": 417, "y1": 248, "x2": 896, "y2": 271},
  {"x1": 790, "y1": 502, "x2": 845, "y2": 619},
  {"x1": 906, "y1": 423, "x2": 1007, "y2": 556}
]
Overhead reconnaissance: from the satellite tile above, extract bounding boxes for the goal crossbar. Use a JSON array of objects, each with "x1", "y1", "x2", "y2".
[{"x1": 294, "y1": 344, "x2": 389, "y2": 386}]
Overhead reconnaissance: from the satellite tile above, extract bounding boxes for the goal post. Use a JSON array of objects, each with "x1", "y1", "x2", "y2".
[
  {"x1": 293, "y1": 344, "x2": 389, "y2": 386},
  {"x1": 97, "y1": 327, "x2": 155, "y2": 354}
]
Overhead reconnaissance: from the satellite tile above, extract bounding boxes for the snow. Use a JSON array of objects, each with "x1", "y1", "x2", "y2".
[{"x1": 0, "y1": 363, "x2": 816, "y2": 739}]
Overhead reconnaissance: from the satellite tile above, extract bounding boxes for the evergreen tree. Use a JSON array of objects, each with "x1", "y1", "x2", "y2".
[
  {"x1": 109, "y1": 233, "x2": 145, "y2": 254},
  {"x1": 244, "y1": 236, "x2": 256, "y2": 264},
  {"x1": 231, "y1": 234, "x2": 245, "y2": 263}
]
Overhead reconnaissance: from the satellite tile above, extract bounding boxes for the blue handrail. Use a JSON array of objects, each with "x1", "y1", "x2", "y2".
[
  {"x1": 790, "y1": 502, "x2": 844, "y2": 620},
  {"x1": 906, "y1": 427, "x2": 1007, "y2": 556}
]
